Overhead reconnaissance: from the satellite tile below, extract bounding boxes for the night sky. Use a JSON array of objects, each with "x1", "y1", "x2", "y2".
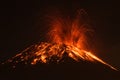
[{"x1": 0, "y1": 0, "x2": 120, "y2": 79}]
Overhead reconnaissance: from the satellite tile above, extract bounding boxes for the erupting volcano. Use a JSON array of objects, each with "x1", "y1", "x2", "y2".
[{"x1": 4, "y1": 10, "x2": 117, "y2": 71}]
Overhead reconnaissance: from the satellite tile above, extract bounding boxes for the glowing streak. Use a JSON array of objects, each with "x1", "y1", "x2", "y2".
[{"x1": 81, "y1": 50, "x2": 118, "y2": 71}]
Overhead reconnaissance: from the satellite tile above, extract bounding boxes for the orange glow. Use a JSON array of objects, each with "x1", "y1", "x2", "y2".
[{"x1": 5, "y1": 10, "x2": 117, "y2": 71}]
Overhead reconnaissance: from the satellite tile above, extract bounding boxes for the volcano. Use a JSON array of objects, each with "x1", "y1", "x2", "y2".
[
  {"x1": 1, "y1": 10, "x2": 119, "y2": 80},
  {"x1": 3, "y1": 10, "x2": 117, "y2": 71}
]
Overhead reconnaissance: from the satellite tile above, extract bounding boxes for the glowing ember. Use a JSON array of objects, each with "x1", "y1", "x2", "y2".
[{"x1": 4, "y1": 10, "x2": 117, "y2": 71}]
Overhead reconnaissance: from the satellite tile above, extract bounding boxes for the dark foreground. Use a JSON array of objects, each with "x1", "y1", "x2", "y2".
[{"x1": 0, "y1": 58, "x2": 120, "y2": 80}]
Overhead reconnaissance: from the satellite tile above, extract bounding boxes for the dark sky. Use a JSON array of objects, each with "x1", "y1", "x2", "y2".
[{"x1": 0, "y1": 0, "x2": 120, "y2": 69}]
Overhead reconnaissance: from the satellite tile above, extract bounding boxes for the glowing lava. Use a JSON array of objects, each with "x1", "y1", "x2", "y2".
[{"x1": 4, "y1": 10, "x2": 117, "y2": 71}]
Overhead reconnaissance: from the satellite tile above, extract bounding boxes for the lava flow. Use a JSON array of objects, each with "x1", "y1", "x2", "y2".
[{"x1": 4, "y1": 11, "x2": 117, "y2": 71}]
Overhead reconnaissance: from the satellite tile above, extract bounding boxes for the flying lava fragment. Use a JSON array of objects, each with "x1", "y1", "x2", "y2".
[{"x1": 3, "y1": 10, "x2": 117, "y2": 71}]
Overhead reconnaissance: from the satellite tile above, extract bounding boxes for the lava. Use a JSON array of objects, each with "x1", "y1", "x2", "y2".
[{"x1": 3, "y1": 10, "x2": 117, "y2": 71}]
